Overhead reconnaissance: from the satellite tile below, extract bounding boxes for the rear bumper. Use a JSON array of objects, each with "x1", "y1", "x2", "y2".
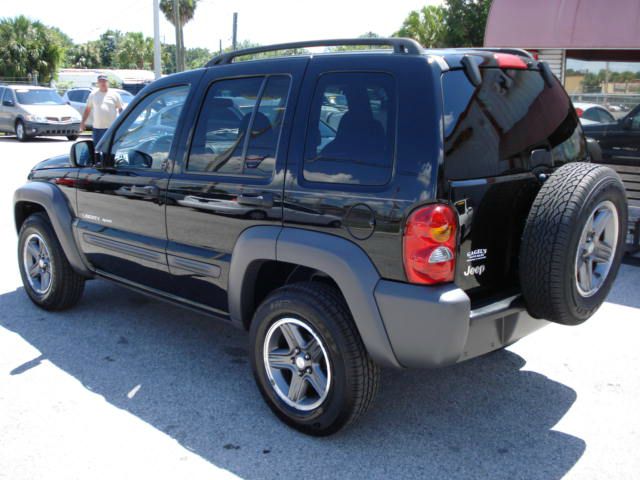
[
  {"x1": 374, "y1": 280, "x2": 548, "y2": 368},
  {"x1": 24, "y1": 121, "x2": 80, "y2": 137}
]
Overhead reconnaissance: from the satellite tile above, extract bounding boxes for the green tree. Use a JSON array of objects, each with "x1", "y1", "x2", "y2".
[
  {"x1": 394, "y1": 6, "x2": 446, "y2": 48},
  {"x1": 581, "y1": 72, "x2": 601, "y2": 93},
  {"x1": 67, "y1": 41, "x2": 102, "y2": 68},
  {"x1": 114, "y1": 32, "x2": 153, "y2": 69},
  {"x1": 159, "y1": 0, "x2": 200, "y2": 71},
  {"x1": 442, "y1": 0, "x2": 492, "y2": 47},
  {"x1": 185, "y1": 46, "x2": 212, "y2": 70},
  {"x1": 0, "y1": 15, "x2": 65, "y2": 82},
  {"x1": 98, "y1": 30, "x2": 123, "y2": 68},
  {"x1": 330, "y1": 32, "x2": 385, "y2": 51}
]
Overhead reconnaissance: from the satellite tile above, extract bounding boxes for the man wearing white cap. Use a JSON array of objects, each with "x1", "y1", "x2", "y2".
[{"x1": 80, "y1": 74, "x2": 124, "y2": 145}]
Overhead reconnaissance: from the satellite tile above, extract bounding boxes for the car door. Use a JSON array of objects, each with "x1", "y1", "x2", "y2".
[
  {"x1": 75, "y1": 83, "x2": 193, "y2": 292},
  {"x1": 164, "y1": 58, "x2": 306, "y2": 314},
  {"x1": 596, "y1": 107, "x2": 640, "y2": 166},
  {"x1": 0, "y1": 88, "x2": 16, "y2": 131},
  {"x1": 0, "y1": 87, "x2": 7, "y2": 131}
]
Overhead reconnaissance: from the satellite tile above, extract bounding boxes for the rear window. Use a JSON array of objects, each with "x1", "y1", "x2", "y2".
[{"x1": 442, "y1": 68, "x2": 585, "y2": 180}]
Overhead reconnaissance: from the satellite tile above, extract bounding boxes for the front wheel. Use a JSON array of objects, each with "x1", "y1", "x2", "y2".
[
  {"x1": 15, "y1": 120, "x2": 29, "y2": 142},
  {"x1": 249, "y1": 283, "x2": 379, "y2": 436},
  {"x1": 18, "y1": 213, "x2": 85, "y2": 310}
]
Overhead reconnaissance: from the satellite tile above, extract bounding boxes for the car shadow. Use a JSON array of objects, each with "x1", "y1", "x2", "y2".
[
  {"x1": 604, "y1": 263, "x2": 640, "y2": 309},
  {"x1": 0, "y1": 281, "x2": 585, "y2": 479}
]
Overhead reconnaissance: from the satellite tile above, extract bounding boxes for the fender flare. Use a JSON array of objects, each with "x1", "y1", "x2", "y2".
[
  {"x1": 228, "y1": 226, "x2": 401, "y2": 368},
  {"x1": 14, "y1": 181, "x2": 93, "y2": 277}
]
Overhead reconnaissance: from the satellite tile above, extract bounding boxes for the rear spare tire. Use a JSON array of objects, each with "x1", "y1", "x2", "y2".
[{"x1": 520, "y1": 162, "x2": 627, "y2": 325}]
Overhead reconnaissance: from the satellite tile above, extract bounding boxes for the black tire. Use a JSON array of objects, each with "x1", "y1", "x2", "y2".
[
  {"x1": 520, "y1": 162, "x2": 627, "y2": 325},
  {"x1": 15, "y1": 120, "x2": 29, "y2": 142},
  {"x1": 67, "y1": 135, "x2": 79, "y2": 141},
  {"x1": 246, "y1": 210, "x2": 267, "y2": 221},
  {"x1": 18, "y1": 213, "x2": 85, "y2": 310},
  {"x1": 249, "y1": 282, "x2": 379, "y2": 436}
]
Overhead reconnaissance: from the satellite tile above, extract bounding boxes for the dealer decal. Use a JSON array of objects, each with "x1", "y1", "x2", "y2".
[{"x1": 466, "y1": 248, "x2": 487, "y2": 263}]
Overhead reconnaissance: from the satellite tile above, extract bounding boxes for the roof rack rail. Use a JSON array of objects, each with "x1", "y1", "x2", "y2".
[
  {"x1": 469, "y1": 48, "x2": 535, "y2": 60},
  {"x1": 205, "y1": 38, "x2": 424, "y2": 67}
]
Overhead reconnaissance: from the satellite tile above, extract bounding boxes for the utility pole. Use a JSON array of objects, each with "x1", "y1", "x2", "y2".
[
  {"x1": 173, "y1": 0, "x2": 184, "y2": 71},
  {"x1": 232, "y1": 12, "x2": 238, "y2": 50},
  {"x1": 153, "y1": 0, "x2": 162, "y2": 78}
]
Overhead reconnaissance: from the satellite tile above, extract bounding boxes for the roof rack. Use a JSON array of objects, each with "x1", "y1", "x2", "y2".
[
  {"x1": 205, "y1": 38, "x2": 424, "y2": 67},
  {"x1": 469, "y1": 48, "x2": 535, "y2": 60}
]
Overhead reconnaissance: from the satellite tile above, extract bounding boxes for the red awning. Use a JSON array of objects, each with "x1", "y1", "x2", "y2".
[{"x1": 485, "y1": 0, "x2": 640, "y2": 50}]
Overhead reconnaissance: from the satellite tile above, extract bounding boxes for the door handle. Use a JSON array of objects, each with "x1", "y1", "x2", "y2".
[{"x1": 237, "y1": 193, "x2": 273, "y2": 207}]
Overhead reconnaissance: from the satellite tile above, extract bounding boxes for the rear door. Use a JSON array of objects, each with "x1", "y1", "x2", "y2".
[
  {"x1": 163, "y1": 58, "x2": 306, "y2": 314},
  {"x1": 442, "y1": 66, "x2": 586, "y2": 305}
]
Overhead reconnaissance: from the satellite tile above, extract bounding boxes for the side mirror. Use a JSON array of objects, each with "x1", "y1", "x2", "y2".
[
  {"x1": 70, "y1": 140, "x2": 94, "y2": 167},
  {"x1": 2, "y1": 99, "x2": 15, "y2": 107},
  {"x1": 622, "y1": 117, "x2": 633, "y2": 130}
]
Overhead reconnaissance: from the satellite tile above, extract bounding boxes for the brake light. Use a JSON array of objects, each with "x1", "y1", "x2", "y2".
[
  {"x1": 403, "y1": 204, "x2": 457, "y2": 285},
  {"x1": 494, "y1": 53, "x2": 528, "y2": 70},
  {"x1": 575, "y1": 108, "x2": 584, "y2": 117}
]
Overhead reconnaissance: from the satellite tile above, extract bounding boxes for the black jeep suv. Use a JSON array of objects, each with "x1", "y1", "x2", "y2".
[{"x1": 14, "y1": 39, "x2": 627, "y2": 435}]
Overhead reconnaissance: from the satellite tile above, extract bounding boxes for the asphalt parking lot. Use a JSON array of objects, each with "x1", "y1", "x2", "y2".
[{"x1": 1, "y1": 136, "x2": 639, "y2": 480}]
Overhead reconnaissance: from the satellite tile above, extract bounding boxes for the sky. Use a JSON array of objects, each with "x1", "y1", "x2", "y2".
[{"x1": 3, "y1": 0, "x2": 442, "y2": 51}]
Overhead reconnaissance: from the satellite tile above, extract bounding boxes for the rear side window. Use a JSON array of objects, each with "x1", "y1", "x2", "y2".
[
  {"x1": 303, "y1": 72, "x2": 396, "y2": 186},
  {"x1": 188, "y1": 75, "x2": 291, "y2": 178},
  {"x1": 442, "y1": 69, "x2": 585, "y2": 180}
]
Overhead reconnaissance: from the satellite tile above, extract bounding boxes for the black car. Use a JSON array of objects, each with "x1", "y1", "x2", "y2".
[
  {"x1": 582, "y1": 106, "x2": 640, "y2": 250},
  {"x1": 13, "y1": 39, "x2": 628, "y2": 435}
]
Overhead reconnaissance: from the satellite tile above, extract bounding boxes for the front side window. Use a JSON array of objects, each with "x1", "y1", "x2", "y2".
[
  {"x1": 188, "y1": 75, "x2": 290, "y2": 177},
  {"x1": 3, "y1": 89, "x2": 15, "y2": 103},
  {"x1": 303, "y1": 72, "x2": 396, "y2": 186},
  {"x1": 111, "y1": 85, "x2": 189, "y2": 170}
]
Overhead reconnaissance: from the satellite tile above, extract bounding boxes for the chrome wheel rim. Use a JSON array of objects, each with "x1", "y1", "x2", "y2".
[
  {"x1": 16, "y1": 123, "x2": 24, "y2": 139},
  {"x1": 575, "y1": 200, "x2": 618, "y2": 297},
  {"x1": 23, "y1": 233, "x2": 53, "y2": 295},
  {"x1": 263, "y1": 318, "x2": 331, "y2": 411}
]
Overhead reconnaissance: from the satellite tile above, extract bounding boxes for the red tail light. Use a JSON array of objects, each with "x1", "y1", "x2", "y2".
[
  {"x1": 403, "y1": 204, "x2": 457, "y2": 285},
  {"x1": 575, "y1": 108, "x2": 584, "y2": 117},
  {"x1": 494, "y1": 53, "x2": 528, "y2": 70}
]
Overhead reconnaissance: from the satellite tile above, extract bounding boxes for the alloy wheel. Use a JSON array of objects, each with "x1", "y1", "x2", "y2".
[
  {"x1": 575, "y1": 200, "x2": 619, "y2": 297},
  {"x1": 23, "y1": 233, "x2": 53, "y2": 295},
  {"x1": 263, "y1": 317, "x2": 331, "y2": 411}
]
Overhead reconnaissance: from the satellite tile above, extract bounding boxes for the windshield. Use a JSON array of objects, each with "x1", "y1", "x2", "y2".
[{"x1": 15, "y1": 89, "x2": 65, "y2": 105}]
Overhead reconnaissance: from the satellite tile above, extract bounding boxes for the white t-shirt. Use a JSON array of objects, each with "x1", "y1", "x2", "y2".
[{"x1": 88, "y1": 89, "x2": 123, "y2": 129}]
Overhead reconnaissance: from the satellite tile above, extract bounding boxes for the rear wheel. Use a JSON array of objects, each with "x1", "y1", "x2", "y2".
[
  {"x1": 249, "y1": 282, "x2": 379, "y2": 436},
  {"x1": 18, "y1": 213, "x2": 85, "y2": 310},
  {"x1": 519, "y1": 163, "x2": 627, "y2": 325},
  {"x1": 15, "y1": 120, "x2": 29, "y2": 142},
  {"x1": 67, "y1": 135, "x2": 78, "y2": 141}
]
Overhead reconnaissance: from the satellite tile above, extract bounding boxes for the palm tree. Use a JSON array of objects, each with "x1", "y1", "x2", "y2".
[
  {"x1": 159, "y1": 0, "x2": 199, "y2": 71},
  {"x1": 0, "y1": 16, "x2": 64, "y2": 82}
]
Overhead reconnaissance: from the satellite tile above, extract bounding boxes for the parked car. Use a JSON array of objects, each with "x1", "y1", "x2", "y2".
[
  {"x1": 0, "y1": 85, "x2": 81, "y2": 141},
  {"x1": 573, "y1": 102, "x2": 617, "y2": 125},
  {"x1": 582, "y1": 104, "x2": 640, "y2": 251},
  {"x1": 13, "y1": 39, "x2": 628, "y2": 435},
  {"x1": 62, "y1": 87, "x2": 135, "y2": 128}
]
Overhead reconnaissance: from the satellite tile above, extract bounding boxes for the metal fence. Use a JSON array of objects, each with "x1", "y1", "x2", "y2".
[{"x1": 569, "y1": 93, "x2": 640, "y2": 112}]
